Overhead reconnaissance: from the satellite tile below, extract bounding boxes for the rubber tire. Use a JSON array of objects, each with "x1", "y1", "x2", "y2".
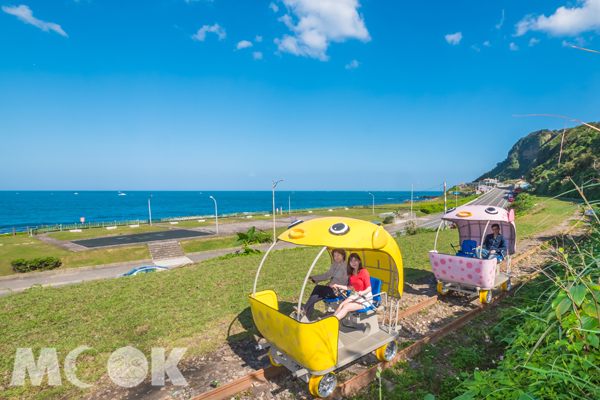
[
  {"x1": 268, "y1": 348, "x2": 282, "y2": 367},
  {"x1": 308, "y1": 372, "x2": 337, "y2": 398},
  {"x1": 376, "y1": 341, "x2": 398, "y2": 362},
  {"x1": 479, "y1": 290, "x2": 492, "y2": 304},
  {"x1": 437, "y1": 281, "x2": 449, "y2": 295},
  {"x1": 500, "y1": 279, "x2": 511, "y2": 292}
]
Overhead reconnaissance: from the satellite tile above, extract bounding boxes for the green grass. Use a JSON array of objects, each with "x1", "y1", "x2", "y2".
[
  {"x1": 0, "y1": 246, "x2": 332, "y2": 399},
  {"x1": 0, "y1": 235, "x2": 150, "y2": 277},
  {"x1": 48, "y1": 225, "x2": 167, "y2": 241},
  {"x1": 180, "y1": 227, "x2": 286, "y2": 253},
  {"x1": 395, "y1": 229, "x2": 458, "y2": 282},
  {"x1": 514, "y1": 197, "x2": 577, "y2": 240}
]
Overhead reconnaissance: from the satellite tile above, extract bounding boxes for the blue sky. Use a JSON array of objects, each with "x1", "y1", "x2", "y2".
[{"x1": 1, "y1": 0, "x2": 599, "y2": 191}]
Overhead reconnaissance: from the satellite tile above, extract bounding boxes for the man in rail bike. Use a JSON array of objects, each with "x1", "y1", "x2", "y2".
[{"x1": 475, "y1": 223, "x2": 507, "y2": 259}]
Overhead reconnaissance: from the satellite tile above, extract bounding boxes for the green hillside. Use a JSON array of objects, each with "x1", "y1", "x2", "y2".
[{"x1": 477, "y1": 121, "x2": 600, "y2": 199}]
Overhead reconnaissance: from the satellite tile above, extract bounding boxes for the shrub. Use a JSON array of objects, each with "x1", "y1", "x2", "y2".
[
  {"x1": 235, "y1": 226, "x2": 272, "y2": 247},
  {"x1": 383, "y1": 216, "x2": 395, "y2": 224},
  {"x1": 11, "y1": 257, "x2": 62, "y2": 273},
  {"x1": 402, "y1": 220, "x2": 436, "y2": 236},
  {"x1": 508, "y1": 193, "x2": 536, "y2": 216}
]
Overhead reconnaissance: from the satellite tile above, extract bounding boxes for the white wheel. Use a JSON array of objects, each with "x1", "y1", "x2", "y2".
[{"x1": 309, "y1": 372, "x2": 337, "y2": 398}]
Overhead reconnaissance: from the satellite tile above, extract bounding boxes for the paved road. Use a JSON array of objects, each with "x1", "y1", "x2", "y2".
[
  {"x1": 0, "y1": 241, "x2": 298, "y2": 297},
  {"x1": 385, "y1": 186, "x2": 512, "y2": 235}
]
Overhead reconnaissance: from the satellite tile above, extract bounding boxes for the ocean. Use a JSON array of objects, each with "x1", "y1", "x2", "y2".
[{"x1": 0, "y1": 191, "x2": 442, "y2": 233}]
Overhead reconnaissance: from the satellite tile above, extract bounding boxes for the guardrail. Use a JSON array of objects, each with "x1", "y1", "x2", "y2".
[{"x1": 5, "y1": 198, "x2": 450, "y2": 237}]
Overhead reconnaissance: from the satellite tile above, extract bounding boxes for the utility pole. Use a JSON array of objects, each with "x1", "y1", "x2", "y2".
[
  {"x1": 272, "y1": 179, "x2": 284, "y2": 242},
  {"x1": 411, "y1": 183, "x2": 423, "y2": 220},
  {"x1": 443, "y1": 182, "x2": 447, "y2": 214},
  {"x1": 368, "y1": 192, "x2": 374, "y2": 214},
  {"x1": 210, "y1": 196, "x2": 218, "y2": 234},
  {"x1": 148, "y1": 195, "x2": 153, "y2": 226}
]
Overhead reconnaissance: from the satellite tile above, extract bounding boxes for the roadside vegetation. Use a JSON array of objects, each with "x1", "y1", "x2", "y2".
[
  {"x1": 0, "y1": 234, "x2": 150, "y2": 276},
  {"x1": 477, "y1": 121, "x2": 600, "y2": 201},
  {"x1": 354, "y1": 223, "x2": 597, "y2": 400}
]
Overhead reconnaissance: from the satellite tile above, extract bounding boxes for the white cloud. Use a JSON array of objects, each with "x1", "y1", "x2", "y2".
[
  {"x1": 252, "y1": 51, "x2": 263, "y2": 60},
  {"x1": 471, "y1": 45, "x2": 481, "y2": 52},
  {"x1": 274, "y1": 0, "x2": 371, "y2": 61},
  {"x1": 529, "y1": 37, "x2": 540, "y2": 46},
  {"x1": 562, "y1": 37, "x2": 588, "y2": 47},
  {"x1": 236, "y1": 40, "x2": 253, "y2": 49},
  {"x1": 2, "y1": 5, "x2": 67, "y2": 37},
  {"x1": 515, "y1": 0, "x2": 600, "y2": 37},
  {"x1": 269, "y1": 2, "x2": 279, "y2": 12},
  {"x1": 495, "y1": 9, "x2": 505, "y2": 29},
  {"x1": 345, "y1": 59, "x2": 359, "y2": 69},
  {"x1": 255, "y1": 35, "x2": 263, "y2": 42},
  {"x1": 509, "y1": 42, "x2": 519, "y2": 51},
  {"x1": 483, "y1": 40, "x2": 491, "y2": 47},
  {"x1": 445, "y1": 32, "x2": 462, "y2": 45},
  {"x1": 191, "y1": 23, "x2": 226, "y2": 41}
]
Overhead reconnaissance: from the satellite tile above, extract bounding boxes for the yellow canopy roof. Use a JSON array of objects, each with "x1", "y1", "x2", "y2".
[{"x1": 278, "y1": 217, "x2": 403, "y2": 298}]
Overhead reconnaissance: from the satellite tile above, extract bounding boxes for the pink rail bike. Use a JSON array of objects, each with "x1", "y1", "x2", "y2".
[{"x1": 429, "y1": 205, "x2": 516, "y2": 304}]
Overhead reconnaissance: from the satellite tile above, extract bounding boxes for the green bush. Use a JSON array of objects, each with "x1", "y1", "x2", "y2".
[
  {"x1": 11, "y1": 257, "x2": 62, "y2": 273},
  {"x1": 508, "y1": 193, "x2": 536, "y2": 216},
  {"x1": 383, "y1": 216, "x2": 395, "y2": 224},
  {"x1": 420, "y1": 204, "x2": 445, "y2": 215}
]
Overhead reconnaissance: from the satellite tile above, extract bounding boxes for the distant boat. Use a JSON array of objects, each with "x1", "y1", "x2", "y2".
[
  {"x1": 118, "y1": 191, "x2": 126, "y2": 196},
  {"x1": 74, "y1": 193, "x2": 78, "y2": 195}
]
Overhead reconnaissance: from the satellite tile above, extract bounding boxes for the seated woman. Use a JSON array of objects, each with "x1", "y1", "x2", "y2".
[
  {"x1": 331, "y1": 253, "x2": 372, "y2": 321},
  {"x1": 299, "y1": 248, "x2": 348, "y2": 319}
]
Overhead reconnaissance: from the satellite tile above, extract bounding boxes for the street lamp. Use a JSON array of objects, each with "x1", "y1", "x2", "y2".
[
  {"x1": 367, "y1": 192, "x2": 374, "y2": 214},
  {"x1": 411, "y1": 183, "x2": 423, "y2": 220},
  {"x1": 148, "y1": 195, "x2": 153, "y2": 226},
  {"x1": 272, "y1": 179, "x2": 284, "y2": 242},
  {"x1": 209, "y1": 196, "x2": 218, "y2": 234},
  {"x1": 289, "y1": 192, "x2": 294, "y2": 215}
]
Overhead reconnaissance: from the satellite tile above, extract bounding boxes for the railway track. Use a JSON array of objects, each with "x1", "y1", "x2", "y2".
[{"x1": 190, "y1": 217, "x2": 588, "y2": 400}]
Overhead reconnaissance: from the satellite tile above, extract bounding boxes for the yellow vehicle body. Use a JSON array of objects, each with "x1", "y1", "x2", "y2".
[
  {"x1": 249, "y1": 217, "x2": 403, "y2": 387},
  {"x1": 249, "y1": 290, "x2": 340, "y2": 371}
]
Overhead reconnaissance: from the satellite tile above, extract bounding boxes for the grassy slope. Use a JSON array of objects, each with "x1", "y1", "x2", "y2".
[
  {"x1": 0, "y1": 235, "x2": 150, "y2": 277},
  {"x1": 48, "y1": 225, "x2": 167, "y2": 241},
  {"x1": 0, "y1": 198, "x2": 576, "y2": 398}
]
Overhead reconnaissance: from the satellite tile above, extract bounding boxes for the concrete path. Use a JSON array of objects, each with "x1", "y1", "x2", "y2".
[
  {"x1": 35, "y1": 232, "x2": 89, "y2": 252},
  {"x1": 0, "y1": 241, "x2": 299, "y2": 297}
]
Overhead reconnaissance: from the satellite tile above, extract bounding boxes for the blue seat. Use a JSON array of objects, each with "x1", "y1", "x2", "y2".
[
  {"x1": 455, "y1": 240, "x2": 477, "y2": 258},
  {"x1": 323, "y1": 279, "x2": 350, "y2": 304},
  {"x1": 355, "y1": 277, "x2": 382, "y2": 314}
]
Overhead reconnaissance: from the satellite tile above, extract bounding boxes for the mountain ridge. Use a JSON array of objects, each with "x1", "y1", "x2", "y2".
[{"x1": 476, "y1": 121, "x2": 600, "y2": 199}]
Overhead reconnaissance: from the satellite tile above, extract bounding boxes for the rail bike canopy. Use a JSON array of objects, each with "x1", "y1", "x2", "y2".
[
  {"x1": 441, "y1": 205, "x2": 516, "y2": 255},
  {"x1": 277, "y1": 217, "x2": 404, "y2": 298}
]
